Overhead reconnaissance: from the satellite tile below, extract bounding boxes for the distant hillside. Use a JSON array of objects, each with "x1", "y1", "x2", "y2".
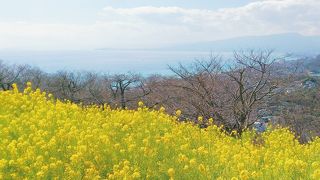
[
  {"x1": 304, "y1": 55, "x2": 320, "y2": 73},
  {"x1": 167, "y1": 33, "x2": 320, "y2": 55}
]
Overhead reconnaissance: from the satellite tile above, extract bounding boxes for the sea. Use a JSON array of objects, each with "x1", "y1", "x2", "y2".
[{"x1": 0, "y1": 50, "x2": 220, "y2": 75}]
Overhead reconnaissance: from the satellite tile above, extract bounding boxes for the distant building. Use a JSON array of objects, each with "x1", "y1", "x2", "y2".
[
  {"x1": 253, "y1": 121, "x2": 267, "y2": 133},
  {"x1": 253, "y1": 116, "x2": 272, "y2": 133}
]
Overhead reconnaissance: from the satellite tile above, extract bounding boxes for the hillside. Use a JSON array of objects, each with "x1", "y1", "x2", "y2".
[
  {"x1": 305, "y1": 55, "x2": 320, "y2": 73},
  {"x1": 1, "y1": 84, "x2": 320, "y2": 179},
  {"x1": 166, "y1": 33, "x2": 320, "y2": 55}
]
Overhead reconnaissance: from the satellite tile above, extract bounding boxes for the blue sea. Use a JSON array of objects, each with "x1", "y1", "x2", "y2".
[{"x1": 0, "y1": 50, "x2": 219, "y2": 75}]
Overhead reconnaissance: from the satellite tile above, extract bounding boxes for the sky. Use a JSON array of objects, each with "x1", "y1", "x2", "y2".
[{"x1": 0, "y1": 0, "x2": 319, "y2": 50}]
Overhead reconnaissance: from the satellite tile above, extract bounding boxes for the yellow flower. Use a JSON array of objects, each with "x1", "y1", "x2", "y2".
[
  {"x1": 167, "y1": 168, "x2": 175, "y2": 177},
  {"x1": 12, "y1": 83, "x2": 19, "y2": 93},
  {"x1": 123, "y1": 160, "x2": 130, "y2": 166},
  {"x1": 132, "y1": 172, "x2": 141, "y2": 178},
  {"x1": 312, "y1": 162, "x2": 320, "y2": 169},
  {"x1": 0, "y1": 82, "x2": 319, "y2": 179},
  {"x1": 189, "y1": 159, "x2": 197, "y2": 166},
  {"x1": 0, "y1": 159, "x2": 7, "y2": 169},
  {"x1": 240, "y1": 170, "x2": 249, "y2": 180},
  {"x1": 208, "y1": 118, "x2": 214, "y2": 124},
  {"x1": 183, "y1": 165, "x2": 189, "y2": 171},
  {"x1": 312, "y1": 169, "x2": 320, "y2": 179},
  {"x1": 26, "y1": 82, "x2": 32, "y2": 87},
  {"x1": 160, "y1": 106, "x2": 166, "y2": 112},
  {"x1": 198, "y1": 164, "x2": 206, "y2": 173},
  {"x1": 175, "y1": 110, "x2": 182, "y2": 117},
  {"x1": 36, "y1": 171, "x2": 45, "y2": 178},
  {"x1": 138, "y1": 101, "x2": 144, "y2": 107}
]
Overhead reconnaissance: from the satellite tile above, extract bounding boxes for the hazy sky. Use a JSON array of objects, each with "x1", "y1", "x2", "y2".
[{"x1": 0, "y1": 0, "x2": 319, "y2": 50}]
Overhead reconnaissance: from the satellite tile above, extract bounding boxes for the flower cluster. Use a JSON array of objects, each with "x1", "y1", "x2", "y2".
[{"x1": 0, "y1": 83, "x2": 320, "y2": 179}]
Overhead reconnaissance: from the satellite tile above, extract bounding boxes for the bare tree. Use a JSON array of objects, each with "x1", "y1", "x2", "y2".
[
  {"x1": 85, "y1": 72, "x2": 110, "y2": 106},
  {"x1": 225, "y1": 50, "x2": 278, "y2": 133},
  {"x1": 20, "y1": 66, "x2": 47, "y2": 89},
  {"x1": 168, "y1": 55, "x2": 227, "y2": 123},
  {"x1": 108, "y1": 73, "x2": 151, "y2": 109},
  {"x1": 169, "y1": 51, "x2": 279, "y2": 133},
  {"x1": 0, "y1": 60, "x2": 26, "y2": 91},
  {"x1": 48, "y1": 71, "x2": 90, "y2": 103},
  {"x1": 140, "y1": 75, "x2": 174, "y2": 109}
]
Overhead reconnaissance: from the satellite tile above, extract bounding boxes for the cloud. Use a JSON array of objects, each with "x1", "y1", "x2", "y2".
[
  {"x1": 100, "y1": 0, "x2": 320, "y2": 36},
  {"x1": 0, "y1": 0, "x2": 319, "y2": 50}
]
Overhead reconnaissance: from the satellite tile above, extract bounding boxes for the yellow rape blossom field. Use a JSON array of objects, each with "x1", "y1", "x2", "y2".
[{"x1": 1, "y1": 83, "x2": 320, "y2": 180}]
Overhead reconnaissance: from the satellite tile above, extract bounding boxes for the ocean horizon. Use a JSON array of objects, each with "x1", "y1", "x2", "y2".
[{"x1": 0, "y1": 49, "x2": 226, "y2": 75}]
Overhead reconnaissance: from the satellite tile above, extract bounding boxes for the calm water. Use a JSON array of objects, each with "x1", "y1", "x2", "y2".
[{"x1": 0, "y1": 50, "x2": 220, "y2": 75}]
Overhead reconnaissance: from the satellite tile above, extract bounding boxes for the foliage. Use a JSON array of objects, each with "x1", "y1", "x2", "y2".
[{"x1": 1, "y1": 83, "x2": 320, "y2": 179}]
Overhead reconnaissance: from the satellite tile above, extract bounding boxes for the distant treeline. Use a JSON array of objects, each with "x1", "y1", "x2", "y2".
[{"x1": 1, "y1": 50, "x2": 319, "y2": 142}]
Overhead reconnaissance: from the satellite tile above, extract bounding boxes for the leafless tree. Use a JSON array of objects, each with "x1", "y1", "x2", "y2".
[
  {"x1": 85, "y1": 72, "x2": 110, "y2": 106},
  {"x1": 225, "y1": 50, "x2": 279, "y2": 133},
  {"x1": 20, "y1": 66, "x2": 47, "y2": 89},
  {"x1": 108, "y1": 73, "x2": 151, "y2": 109},
  {"x1": 168, "y1": 55, "x2": 227, "y2": 123},
  {"x1": 0, "y1": 60, "x2": 26, "y2": 91},
  {"x1": 48, "y1": 71, "x2": 90, "y2": 103},
  {"x1": 169, "y1": 51, "x2": 279, "y2": 133},
  {"x1": 140, "y1": 75, "x2": 174, "y2": 109}
]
